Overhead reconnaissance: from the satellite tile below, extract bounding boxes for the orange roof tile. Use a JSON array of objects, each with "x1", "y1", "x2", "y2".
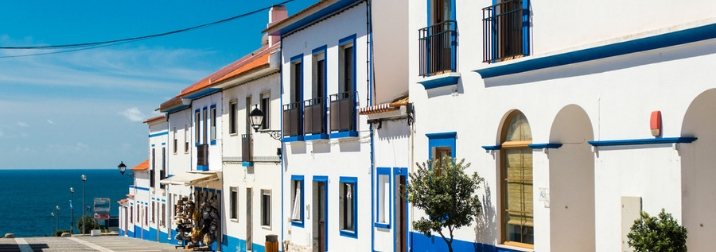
[
  {"x1": 179, "y1": 44, "x2": 275, "y2": 97},
  {"x1": 129, "y1": 159, "x2": 149, "y2": 171}
]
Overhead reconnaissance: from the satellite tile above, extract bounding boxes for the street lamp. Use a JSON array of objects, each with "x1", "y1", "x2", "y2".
[
  {"x1": 51, "y1": 212, "x2": 55, "y2": 236},
  {"x1": 82, "y1": 174, "x2": 86, "y2": 235},
  {"x1": 55, "y1": 205, "x2": 60, "y2": 236},
  {"x1": 118, "y1": 161, "x2": 127, "y2": 175},
  {"x1": 249, "y1": 105, "x2": 281, "y2": 140},
  {"x1": 70, "y1": 187, "x2": 74, "y2": 234}
]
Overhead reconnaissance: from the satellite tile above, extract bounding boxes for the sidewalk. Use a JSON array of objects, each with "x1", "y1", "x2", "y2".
[{"x1": 0, "y1": 235, "x2": 186, "y2": 252}]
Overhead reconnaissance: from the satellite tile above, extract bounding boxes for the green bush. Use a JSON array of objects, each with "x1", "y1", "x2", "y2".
[
  {"x1": 627, "y1": 208, "x2": 687, "y2": 252},
  {"x1": 77, "y1": 216, "x2": 100, "y2": 234}
]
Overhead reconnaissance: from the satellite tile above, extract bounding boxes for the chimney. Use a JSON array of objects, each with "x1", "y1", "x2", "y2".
[{"x1": 267, "y1": 5, "x2": 288, "y2": 46}]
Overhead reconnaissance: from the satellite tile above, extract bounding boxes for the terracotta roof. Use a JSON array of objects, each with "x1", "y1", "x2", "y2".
[
  {"x1": 117, "y1": 199, "x2": 129, "y2": 204},
  {"x1": 179, "y1": 44, "x2": 275, "y2": 97},
  {"x1": 359, "y1": 98, "x2": 409, "y2": 115},
  {"x1": 143, "y1": 115, "x2": 164, "y2": 124},
  {"x1": 129, "y1": 159, "x2": 149, "y2": 171},
  {"x1": 158, "y1": 96, "x2": 183, "y2": 112}
]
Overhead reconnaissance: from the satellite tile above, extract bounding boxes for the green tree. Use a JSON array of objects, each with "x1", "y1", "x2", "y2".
[
  {"x1": 77, "y1": 216, "x2": 100, "y2": 234},
  {"x1": 628, "y1": 208, "x2": 687, "y2": 252},
  {"x1": 406, "y1": 156, "x2": 484, "y2": 252}
]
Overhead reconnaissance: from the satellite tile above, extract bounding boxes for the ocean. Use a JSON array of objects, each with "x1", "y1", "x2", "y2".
[{"x1": 0, "y1": 169, "x2": 133, "y2": 237}]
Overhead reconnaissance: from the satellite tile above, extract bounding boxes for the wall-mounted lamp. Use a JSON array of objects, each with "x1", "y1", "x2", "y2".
[{"x1": 249, "y1": 105, "x2": 281, "y2": 140}]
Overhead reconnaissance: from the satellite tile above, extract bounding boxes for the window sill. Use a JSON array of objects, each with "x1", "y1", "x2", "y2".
[
  {"x1": 229, "y1": 133, "x2": 238, "y2": 137},
  {"x1": 230, "y1": 219, "x2": 238, "y2": 223},
  {"x1": 210, "y1": 140, "x2": 216, "y2": 145},
  {"x1": 417, "y1": 72, "x2": 460, "y2": 90},
  {"x1": 283, "y1": 136, "x2": 304, "y2": 143},
  {"x1": 339, "y1": 230, "x2": 357, "y2": 238},
  {"x1": 262, "y1": 225, "x2": 272, "y2": 230},
  {"x1": 374, "y1": 223, "x2": 389, "y2": 229},
  {"x1": 330, "y1": 131, "x2": 358, "y2": 139},
  {"x1": 291, "y1": 221, "x2": 304, "y2": 228},
  {"x1": 304, "y1": 133, "x2": 329, "y2": 141}
]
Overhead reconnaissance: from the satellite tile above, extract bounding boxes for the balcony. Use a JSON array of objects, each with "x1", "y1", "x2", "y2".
[
  {"x1": 283, "y1": 102, "x2": 303, "y2": 142},
  {"x1": 419, "y1": 20, "x2": 457, "y2": 77},
  {"x1": 482, "y1": 0, "x2": 529, "y2": 63},
  {"x1": 197, "y1": 143, "x2": 208, "y2": 170},
  {"x1": 330, "y1": 91, "x2": 357, "y2": 138},
  {"x1": 304, "y1": 97, "x2": 328, "y2": 140}
]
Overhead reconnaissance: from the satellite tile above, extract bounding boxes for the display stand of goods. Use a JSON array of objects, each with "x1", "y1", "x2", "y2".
[
  {"x1": 189, "y1": 193, "x2": 220, "y2": 251},
  {"x1": 173, "y1": 198, "x2": 194, "y2": 247}
]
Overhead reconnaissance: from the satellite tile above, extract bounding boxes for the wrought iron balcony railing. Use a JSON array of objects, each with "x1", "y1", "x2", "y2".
[
  {"x1": 330, "y1": 91, "x2": 356, "y2": 132},
  {"x1": 483, "y1": 0, "x2": 528, "y2": 63},
  {"x1": 304, "y1": 97, "x2": 327, "y2": 135},
  {"x1": 283, "y1": 102, "x2": 303, "y2": 137},
  {"x1": 419, "y1": 20, "x2": 457, "y2": 77}
]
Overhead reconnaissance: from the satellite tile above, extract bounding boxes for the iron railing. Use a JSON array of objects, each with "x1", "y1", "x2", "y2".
[
  {"x1": 304, "y1": 97, "x2": 327, "y2": 135},
  {"x1": 330, "y1": 91, "x2": 356, "y2": 132},
  {"x1": 283, "y1": 102, "x2": 303, "y2": 137},
  {"x1": 241, "y1": 134, "x2": 251, "y2": 162},
  {"x1": 197, "y1": 143, "x2": 208, "y2": 167},
  {"x1": 419, "y1": 20, "x2": 457, "y2": 77},
  {"x1": 482, "y1": 0, "x2": 527, "y2": 63}
]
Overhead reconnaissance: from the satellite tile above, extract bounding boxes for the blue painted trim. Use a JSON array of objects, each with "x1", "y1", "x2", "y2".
[
  {"x1": 313, "y1": 45, "x2": 329, "y2": 133},
  {"x1": 197, "y1": 165, "x2": 208, "y2": 171},
  {"x1": 418, "y1": 74, "x2": 460, "y2": 90},
  {"x1": 312, "y1": 45, "x2": 328, "y2": 55},
  {"x1": 410, "y1": 231, "x2": 523, "y2": 252},
  {"x1": 339, "y1": 34, "x2": 357, "y2": 96},
  {"x1": 476, "y1": 22, "x2": 716, "y2": 79},
  {"x1": 330, "y1": 130, "x2": 359, "y2": 139},
  {"x1": 273, "y1": 0, "x2": 362, "y2": 36},
  {"x1": 149, "y1": 131, "x2": 168, "y2": 138},
  {"x1": 375, "y1": 167, "x2": 391, "y2": 229},
  {"x1": 161, "y1": 104, "x2": 190, "y2": 114},
  {"x1": 183, "y1": 88, "x2": 220, "y2": 100},
  {"x1": 210, "y1": 104, "x2": 217, "y2": 146},
  {"x1": 426, "y1": 132, "x2": 457, "y2": 160},
  {"x1": 313, "y1": 175, "x2": 329, "y2": 249},
  {"x1": 588, "y1": 137, "x2": 697, "y2": 147},
  {"x1": 242, "y1": 161, "x2": 254, "y2": 167},
  {"x1": 290, "y1": 54, "x2": 303, "y2": 63},
  {"x1": 129, "y1": 185, "x2": 150, "y2": 191},
  {"x1": 304, "y1": 133, "x2": 329, "y2": 141},
  {"x1": 161, "y1": 142, "x2": 166, "y2": 146},
  {"x1": 528, "y1": 143, "x2": 563, "y2": 149},
  {"x1": 282, "y1": 135, "x2": 304, "y2": 142},
  {"x1": 482, "y1": 145, "x2": 501, "y2": 150},
  {"x1": 339, "y1": 34, "x2": 357, "y2": 46},
  {"x1": 151, "y1": 144, "x2": 155, "y2": 147},
  {"x1": 339, "y1": 176, "x2": 358, "y2": 239},
  {"x1": 291, "y1": 175, "x2": 305, "y2": 228}
]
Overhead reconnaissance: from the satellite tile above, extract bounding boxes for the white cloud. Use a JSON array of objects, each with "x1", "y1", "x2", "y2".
[
  {"x1": 119, "y1": 107, "x2": 146, "y2": 122},
  {"x1": 17, "y1": 121, "x2": 28, "y2": 127},
  {"x1": 47, "y1": 119, "x2": 55, "y2": 125}
]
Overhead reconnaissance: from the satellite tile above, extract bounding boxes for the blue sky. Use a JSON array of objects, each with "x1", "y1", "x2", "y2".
[{"x1": 0, "y1": 0, "x2": 317, "y2": 169}]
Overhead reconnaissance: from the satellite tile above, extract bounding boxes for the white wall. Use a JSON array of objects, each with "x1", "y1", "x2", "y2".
[{"x1": 191, "y1": 92, "x2": 223, "y2": 171}]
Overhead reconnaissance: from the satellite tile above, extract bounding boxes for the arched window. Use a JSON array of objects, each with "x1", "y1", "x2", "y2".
[{"x1": 501, "y1": 111, "x2": 534, "y2": 247}]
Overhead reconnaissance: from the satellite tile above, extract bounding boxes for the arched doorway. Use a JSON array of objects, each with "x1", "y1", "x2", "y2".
[
  {"x1": 548, "y1": 105, "x2": 595, "y2": 252},
  {"x1": 681, "y1": 89, "x2": 716, "y2": 251},
  {"x1": 499, "y1": 110, "x2": 534, "y2": 248}
]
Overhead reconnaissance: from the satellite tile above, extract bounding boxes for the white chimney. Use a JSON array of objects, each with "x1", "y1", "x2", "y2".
[{"x1": 267, "y1": 5, "x2": 288, "y2": 46}]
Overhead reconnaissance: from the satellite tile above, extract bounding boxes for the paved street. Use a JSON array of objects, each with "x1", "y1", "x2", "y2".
[{"x1": 0, "y1": 236, "x2": 187, "y2": 252}]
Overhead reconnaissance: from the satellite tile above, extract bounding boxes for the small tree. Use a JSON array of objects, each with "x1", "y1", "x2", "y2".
[
  {"x1": 628, "y1": 208, "x2": 687, "y2": 252},
  {"x1": 406, "y1": 156, "x2": 484, "y2": 252},
  {"x1": 77, "y1": 216, "x2": 100, "y2": 234}
]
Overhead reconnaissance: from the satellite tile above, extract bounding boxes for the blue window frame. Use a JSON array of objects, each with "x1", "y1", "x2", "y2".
[
  {"x1": 483, "y1": 0, "x2": 530, "y2": 63},
  {"x1": 339, "y1": 176, "x2": 358, "y2": 238},
  {"x1": 284, "y1": 54, "x2": 305, "y2": 142},
  {"x1": 290, "y1": 175, "x2": 305, "y2": 227},
  {"x1": 305, "y1": 45, "x2": 329, "y2": 140},
  {"x1": 330, "y1": 35, "x2": 358, "y2": 139},
  {"x1": 427, "y1": 132, "x2": 456, "y2": 161},
  {"x1": 194, "y1": 109, "x2": 200, "y2": 146},
  {"x1": 210, "y1": 104, "x2": 217, "y2": 145},
  {"x1": 375, "y1": 168, "x2": 391, "y2": 229}
]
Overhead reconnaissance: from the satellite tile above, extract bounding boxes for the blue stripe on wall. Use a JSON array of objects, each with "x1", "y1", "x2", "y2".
[{"x1": 410, "y1": 232, "x2": 525, "y2": 252}]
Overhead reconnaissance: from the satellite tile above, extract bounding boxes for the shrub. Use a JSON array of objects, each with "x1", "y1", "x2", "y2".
[{"x1": 627, "y1": 208, "x2": 687, "y2": 252}]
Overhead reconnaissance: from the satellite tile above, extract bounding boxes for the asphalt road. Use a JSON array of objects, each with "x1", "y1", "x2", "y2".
[{"x1": 0, "y1": 235, "x2": 192, "y2": 252}]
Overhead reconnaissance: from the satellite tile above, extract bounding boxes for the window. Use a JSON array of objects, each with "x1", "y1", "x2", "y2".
[
  {"x1": 161, "y1": 203, "x2": 166, "y2": 227},
  {"x1": 184, "y1": 125, "x2": 189, "y2": 153},
  {"x1": 210, "y1": 106, "x2": 217, "y2": 144},
  {"x1": 482, "y1": 0, "x2": 530, "y2": 63},
  {"x1": 202, "y1": 108, "x2": 208, "y2": 144},
  {"x1": 291, "y1": 56, "x2": 303, "y2": 104},
  {"x1": 427, "y1": 132, "x2": 456, "y2": 163},
  {"x1": 339, "y1": 37, "x2": 355, "y2": 96},
  {"x1": 260, "y1": 93, "x2": 270, "y2": 130},
  {"x1": 313, "y1": 47, "x2": 326, "y2": 101},
  {"x1": 173, "y1": 127, "x2": 177, "y2": 154},
  {"x1": 500, "y1": 111, "x2": 533, "y2": 248},
  {"x1": 339, "y1": 177, "x2": 357, "y2": 237},
  {"x1": 261, "y1": 190, "x2": 271, "y2": 227},
  {"x1": 230, "y1": 187, "x2": 238, "y2": 220},
  {"x1": 376, "y1": 168, "x2": 390, "y2": 228},
  {"x1": 162, "y1": 147, "x2": 166, "y2": 172},
  {"x1": 290, "y1": 176, "x2": 304, "y2": 226},
  {"x1": 130, "y1": 205, "x2": 133, "y2": 224},
  {"x1": 229, "y1": 101, "x2": 238, "y2": 134},
  {"x1": 285, "y1": 55, "x2": 304, "y2": 138},
  {"x1": 195, "y1": 110, "x2": 200, "y2": 145},
  {"x1": 152, "y1": 202, "x2": 155, "y2": 223}
]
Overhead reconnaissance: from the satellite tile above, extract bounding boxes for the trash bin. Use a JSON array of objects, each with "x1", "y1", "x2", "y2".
[{"x1": 265, "y1": 234, "x2": 278, "y2": 252}]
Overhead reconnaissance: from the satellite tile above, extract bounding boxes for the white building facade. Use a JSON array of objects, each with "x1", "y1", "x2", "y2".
[{"x1": 409, "y1": 0, "x2": 716, "y2": 251}]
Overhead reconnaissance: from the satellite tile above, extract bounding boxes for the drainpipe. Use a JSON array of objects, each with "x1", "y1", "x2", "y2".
[{"x1": 366, "y1": 0, "x2": 375, "y2": 251}]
